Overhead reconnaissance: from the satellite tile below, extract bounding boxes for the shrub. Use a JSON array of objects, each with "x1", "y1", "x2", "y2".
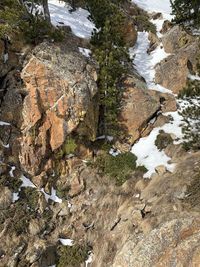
[
  {"x1": 57, "y1": 244, "x2": 89, "y2": 267},
  {"x1": 20, "y1": 187, "x2": 40, "y2": 210},
  {"x1": 0, "y1": 202, "x2": 30, "y2": 235},
  {"x1": 181, "y1": 103, "x2": 200, "y2": 151},
  {"x1": 0, "y1": 0, "x2": 65, "y2": 44},
  {"x1": 56, "y1": 184, "x2": 71, "y2": 199},
  {"x1": 184, "y1": 172, "x2": 200, "y2": 208},
  {"x1": 94, "y1": 152, "x2": 146, "y2": 185},
  {"x1": 0, "y1": 174, "x2": 22, "y2": 192},
  {"x1": 133, "y1": 15, "x2": 157, "y2": 34},
  {"x1": 178, "y1": 59, "x2": 200, "y2": 150},
  {"x1": 22, "y1": 17, "x2": 65, "y2": 44},
  {"x1": 179, "y1": 79, "x2": 200, "y2": 98},
  {"x1": 55, "y1": 137, "x2": 77, "y2": 159},
  {"x1": 155, "y1": 130, "x2": 173, "y2": 151}
]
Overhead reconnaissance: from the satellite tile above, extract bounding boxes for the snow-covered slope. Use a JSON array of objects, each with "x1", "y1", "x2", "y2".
[
  {"x1": 48, "y1": 0, "x2": 94, "y2": 38},
  {"x1": 132, "y1": 0, "x2": 172, "y2": 19},
  {"x1": 129, "y1": 32, "x2": 171, "y2": 93},
  {"x1": 131, "y1": 0, "x2": 186, "y2": 178}
]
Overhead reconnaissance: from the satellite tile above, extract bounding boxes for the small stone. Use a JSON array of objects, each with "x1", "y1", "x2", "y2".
[
  {"x1": 134, "y1": 203, "x2": 146, "y2": 211},
  {"x1": 144, "y1": 204, "x2": 152, "y2": 213},
  {"x1": 132, "y1": 210, "x2": 143, "y2": 224},
  {"x1": 155, "y1": 165, "x2": 167, "y2": 175},
  {"x1": 135, "y1": 179, "x2": 147, "y2": 192},
  {"x1": 29, "y1": 219, "x2": 43, "y2": 236}
]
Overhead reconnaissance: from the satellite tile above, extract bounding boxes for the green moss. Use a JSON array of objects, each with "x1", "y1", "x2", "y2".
[
  {"x1": 94, "y1": 152, "x2": 146, "y2": 185},
  {"x1": 155, "y1": 130, "x2": 173, "y2": 151},
  {"x1": 64, "y1": 138, "x2": 77, "y2": 154},
  {"x1": 55, "y1": 137, "x2": 77, "y2": 160},
  {"x1": 57, "y1": 244, "x2": 89, "y2": 267}
]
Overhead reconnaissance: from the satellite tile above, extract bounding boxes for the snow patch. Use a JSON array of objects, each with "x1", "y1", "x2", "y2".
[
  {"x1": 49, "y1": 0, "x2": 94, "y2": 38},
  {"x1": 78, "y1": 47, "x2": 91, "y2": 58},
  {"x1": 20, "y1": 175, "x2": 37, "y2": 188},
  {"x1": 85, "y1": 252, "x2": 93, "y2": 267},
  {"x1": 9, "y1": 166, "x2": 16, "y2": 178},
  {"x1": 41, "y1": 187, "x2": 62, "y2": 203},
  {"x1": 131, "y1": 106, "x2": 185, "y2": 178},
  {"x1": 0, "y1": 121, "x2": 10, "y2": 126},
  {"x1": 109, "y1": 148, "x2": 121, "y2": 157},
  {"x1": 2, "y1": 143, "x2": 9, "y2": 148},
  {"x1": 12, "y1": 192, "x2": 20, "y2": 203},
  {"x1": 18, "y1": 176, "x2": 62, "y2": 203},
  {"x1": 96, "y1": 135, "x2": 114, "y2": 142},
  {"x1": 130, "y1": 32, "x2": 171, "y2": 93},
  {"x1": 129, "y1": 0, "x2": 188, "y2": 177},
  {"x1": 132, "y1": 0, "x2": 173, "y2": 20},
  {"x1": 188, "y1": 74, "x2": 200, "y2": 81},
  {"x1": 59, "y1": 238, "x2": 74, "y2": 246}
]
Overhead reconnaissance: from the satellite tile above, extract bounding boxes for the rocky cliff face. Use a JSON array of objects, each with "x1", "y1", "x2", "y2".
[
  {"x1": 0, "y1": 2, "x2": 200, "y2": 267},
  {"x1": 19, "y1": 42, "x2": 98, "y2": 175},
  {"x1": 155, "y1": 25, "x2": 199, "y2": 94},
  {"x1": 120, "y1": 74, "x2": 161, "y2": 143}
]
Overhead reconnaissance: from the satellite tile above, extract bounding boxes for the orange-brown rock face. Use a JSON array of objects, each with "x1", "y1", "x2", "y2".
[
  {"x1": 155, "y1": 26, "x2": 199, "y2": 94},
  {"x1": 120, "y1": 76, "x2": 160, "y2": 143},
  {"x1": 19, "y1": 42, "x2": 98, "y2": 175}
]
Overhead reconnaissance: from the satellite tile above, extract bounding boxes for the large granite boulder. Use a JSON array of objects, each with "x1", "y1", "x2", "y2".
[
  {"x1": 19, "y1": 42, "x2": 98, "y2": 175},
  {"x1": 155, "y1": 40, "x2": 199, "y2": 94},
  {"x1": 162, "y1": 25, "x2": 196, "y2": 54},
  {"x1": 120, "y1": 75, "x2": 160, "y2": 143}
]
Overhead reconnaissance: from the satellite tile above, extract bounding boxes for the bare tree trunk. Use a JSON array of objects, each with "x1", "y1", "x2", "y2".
[{"x1": 42, "y1": 0, "x2": 51, "y2": 23}]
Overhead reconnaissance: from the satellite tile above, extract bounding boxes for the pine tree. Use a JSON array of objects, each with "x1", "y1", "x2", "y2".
[
  {"x1": 170, "y1": 0, "x2": 200, "y2": 28},
  {"x1": 86, "y1": 0, "x2": 129, "y2": 137},
  {"x1": 179, "y1": 53, "x2": 200, "y2": 150}
]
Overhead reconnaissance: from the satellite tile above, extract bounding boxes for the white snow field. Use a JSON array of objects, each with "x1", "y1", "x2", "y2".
[
  {"x1": 132, "y1": 0, "x2": 172, "y2": 19},
  {"x1": 129, "y1": 32, "x2": 171, "y2": 93},
  {"x1": 131, "y1": 0, "x2": 187, "y2": 178},
  {"x1": 48, "y1": 0, "x2": 94, "y2": 38}
]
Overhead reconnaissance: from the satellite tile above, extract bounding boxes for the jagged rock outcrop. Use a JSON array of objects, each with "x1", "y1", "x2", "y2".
[
  {"x1": 112, "y1": 151, "x2": 200, "y2": 267},
  {"x1": 155, "y1": 26, "x2": 199, "y2": 94},
  {"x1": 19, "y1": 42, "x2": 98, "y2": 175},
  {"x1": 162, "y1": 25, "x2": 196, "y2": 54},
  {"x1": 113, "y1": 216, "x2": 200, "y2": 267},
  {"x1": 120, "y1": 75, "x2": 160, "y2": 143}
]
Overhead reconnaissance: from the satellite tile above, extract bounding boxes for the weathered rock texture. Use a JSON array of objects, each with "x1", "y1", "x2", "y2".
[
  {"x1": 162, "y1": 25, "x2": 195, "y2": 53},
  {"x1": 120, "y1": 75, "x2": 160, "y2": 143},
  {"x1": 155, "y1": 26, "x2": 199, "y2": 94},
  {"x1": 19, "y1": 42, "x2": 98, "y2": 175},
  {"x1": 112, "y1": 151, "x2": 200, "y2": 267}
]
